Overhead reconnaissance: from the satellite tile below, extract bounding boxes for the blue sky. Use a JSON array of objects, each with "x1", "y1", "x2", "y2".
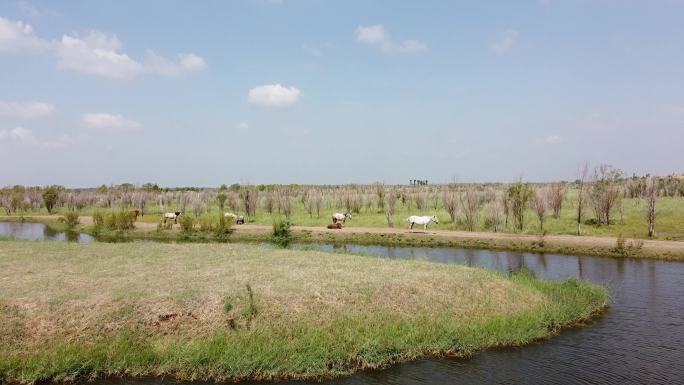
[{"x1": 1, "y1": 0, "x2": 683, "y2": 187}]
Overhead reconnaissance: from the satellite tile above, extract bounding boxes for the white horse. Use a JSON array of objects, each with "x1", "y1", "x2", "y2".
[
  {"x1": 332, "y1": 212, "x2": 352, "y2": 224},
  {"x1": 406, "y1": 215, "x2": 439, "y2": 233},
  {"x1": 163, "y1": 211, "x2": 183, "y2": 224},
  {"x1": 224, "y1": 212, "x2": 244, "y2": 224}
]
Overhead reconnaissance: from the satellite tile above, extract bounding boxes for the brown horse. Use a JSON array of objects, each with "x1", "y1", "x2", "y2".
[
  {"x1": 128, "y1": 210, "x2": 140, "y2": 220},
  {"x1": 326, "y1": 223, "x2": 342, "y2": 229}
]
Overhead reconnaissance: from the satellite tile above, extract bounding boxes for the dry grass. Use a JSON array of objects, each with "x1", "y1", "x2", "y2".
[{"x1": 0, "y1": 240, "x2": 607, "y2": 383}]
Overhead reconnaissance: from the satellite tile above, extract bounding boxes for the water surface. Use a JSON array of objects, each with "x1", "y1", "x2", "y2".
[
  {"x1": 2, "y1": 223, "x2": 682, "y2": 384},
  {"x1": 0, "y1": 221, "x2": 94, "y2": 243}
]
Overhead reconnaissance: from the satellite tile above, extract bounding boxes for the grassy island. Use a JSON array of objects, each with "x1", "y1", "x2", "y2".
[{"x1": 0, "y1": 240, "x2": 607, "y2": 383}]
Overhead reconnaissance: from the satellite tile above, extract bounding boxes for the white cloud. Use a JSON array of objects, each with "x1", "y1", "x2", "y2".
[
  {"x1": 56, "y1": 32, "x2": 144, "y2": 79},
  {"x1": 1, "y1": 17, "x2": 206, "y2": 80},
  {"x1": 355, "y1": 24, "x2": 427, "y2": 54},
  {"x1": 0, "y1": 101, "x2": 55, "y2": 118},
  {"x1": 0, "y1": 16, "x2": 49, "y2": 52},
  {"x1": 236, "y1": 121, "x2": 249, "y2": 131},
  {"x1": 491, "y1": 29, "x2": 520, "y2": 53},
  {"x1": 144, "y1": 51, "x2": 207, "y2": 76},
  {"x1": 535, "y1": 135, "x2": 562, "y2": 145},
  {"x1": 248, "y1": 84, "x2": 300, "y2": 107},
  {"x1": 55, "y1": 31, "x2": 206, "y2": 79},
  {"x1": 81, "y1": 113, "x2": 142, "y2": 131},
  {"x1": 0, "y1": 126, "x2": 35, "y2": 143},
  {"x1": 0, "y1": 126, "x2": 85, "y2": 148}
]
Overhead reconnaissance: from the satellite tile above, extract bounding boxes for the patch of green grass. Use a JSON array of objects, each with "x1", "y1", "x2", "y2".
[{"x1": 0, "y1": 241, "x2": 607, "y2": 383}]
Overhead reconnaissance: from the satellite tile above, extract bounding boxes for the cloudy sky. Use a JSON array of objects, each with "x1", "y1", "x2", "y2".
[{"x1": 1, "y1": 0, "x2": 683, "y2": 187}]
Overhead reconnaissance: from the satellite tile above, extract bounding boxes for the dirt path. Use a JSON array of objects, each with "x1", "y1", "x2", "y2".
[
  {"x1": 5, "y1": 215, "x2": 684, "y2": 256},
  {"x1": 236, "y1": 224, "x2": 684, "y2": 253}
]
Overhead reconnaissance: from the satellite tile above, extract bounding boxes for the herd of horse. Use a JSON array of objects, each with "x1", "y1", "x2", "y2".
[{"x1": 131, "y1": 210, "x2": 440, "y2": 233}]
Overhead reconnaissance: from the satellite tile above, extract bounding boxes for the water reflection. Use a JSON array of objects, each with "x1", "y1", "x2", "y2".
[{"x1": 0, "y1": 221, "x2": 94, "y2": 243}]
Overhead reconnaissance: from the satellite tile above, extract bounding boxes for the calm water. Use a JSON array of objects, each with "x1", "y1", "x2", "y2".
[
  {"x1": 0, "y1": 221, "x2": 94, "y2": 243},
  {"x1": 1, "y1": 223, "x2": 682, "y2": 384}
]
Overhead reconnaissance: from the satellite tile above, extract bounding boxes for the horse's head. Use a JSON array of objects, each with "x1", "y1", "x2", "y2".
[
  {"x1": 345, "y1": 212, "x2": 352, "y2": 219},
  {"x1": 431, "y1": 215, "x2": 439, "y2": 224},
  {"x1": 176, "y1": 211, "x2": 183, "y2": 216}
]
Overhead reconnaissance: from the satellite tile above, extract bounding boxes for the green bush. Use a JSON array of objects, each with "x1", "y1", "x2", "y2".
[
  {"x1": 42, "y1": 187, "x2": 60, "y2": 213},
  {"x1": 178, "y1": 215, "x2": 194, "y2": 233},
  {"x1": 271, "y1": 219, "x2": 293, "y2": 247},
  {"x1": 115, "y1": 211, "x2": 135, "y2": 231},
  {"x1": 214, "y1": 214, "x2": 233, "y2": 239},
  {"x1": 64, "y1": 211, "x2": 80, "y2": 229},
  {"x1": 198, "y1": 214, "x2": 216, "y2": 233},
  {"x1": 104, "y1": 212, "x2": 117, "y2": 230}
]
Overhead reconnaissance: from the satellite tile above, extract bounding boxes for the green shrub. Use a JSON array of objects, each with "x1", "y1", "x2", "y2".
[
  {"x1": 214, "y1": 214, "x2": 233, "y2": 239},
  {"x1": 115, "y1": 211, "x2": 135, "y2": 231},
  {"x1": 271, "y1": 219, "x2": 293, "y2": 247},
  {"x1": 42, "y1": 187, "x2": 60, "y2": 213},
  {"x1": 198, "y1": 214, "x2": 216, "y2": 233},
  {"x1": 64, "y1": 211, "x2": 80, "y2": 229},
  {"x1": 178, "y1": 215, "x2": 194, "y2": 233}
]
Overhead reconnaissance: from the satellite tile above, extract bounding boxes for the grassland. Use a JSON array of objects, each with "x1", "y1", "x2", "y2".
[
  {"x1": 0, "y1": 240, "x2": 607, "y2": 383},
  {"x1": 4, "y1": 190, "x2": 683, "y2": 241}
]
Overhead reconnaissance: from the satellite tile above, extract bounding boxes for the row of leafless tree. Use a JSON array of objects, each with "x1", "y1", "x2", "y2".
[{"x1": 0, "y1": 171, "x2": 669, "y2": 236}]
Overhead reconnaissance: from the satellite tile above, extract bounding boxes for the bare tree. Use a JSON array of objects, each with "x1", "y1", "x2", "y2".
[
  {"x1": 485, "y1": 197, "x2": 505, "y2": 232},
  {"x1": 385, "y1": 189, "x2": 397, "y2": 227},
  {"x1": 532, "y1": 187, "x2": 548, "y2": 232},
  {"x1": 191, "y1": 193, "x2": 204, "y2": 218},
  {"x1": 241, "y1": 187, "x2": 259, "y2": 220},
  {"x1": 414, "y1": 188, "x2": 428, "y2": 211},
  {"x1": 276, "y1": 188, "x2": 293, "y2": 219},
  {"x1": 590, "y1": 164, "x2": 623, "y2": 225},
  {"x1": 303, "y1": 189, "x2": 316, "y2": 218},
  {"x1": 644, "y1": 177, "x2": 658, "y2": 237},
  {"x1": 547, "y1": 183, "x2": 566, "y2": 218},
  {"x1": 508, "y1": 181, "x2": 533, "y2": 231},
  {"x1": 460, "y1": 186, "x2": 480, "y2": 232},
  {"x1": 374, "y1": 182, "x2": 385, "y2": 211},
  {"x1": 313, "y1": 189, "x2": 323, "y2": 218},
  {"x1": 576, "y1": 162, "x2": 589, "y2": 235},
  {"x1": 441, "y1": 186, "x2": 458, "y2": 223},
  {"x1": 262, "y1": 191, "x2": 275, "y2": 214}
]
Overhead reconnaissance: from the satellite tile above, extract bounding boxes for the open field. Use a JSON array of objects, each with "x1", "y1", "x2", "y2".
[
  {"x1": 0, "y1": 240, "x2": 607, "y2": 383},
  {"x1": 3, "y1": 183, "x2": 684, "y2": 241}
]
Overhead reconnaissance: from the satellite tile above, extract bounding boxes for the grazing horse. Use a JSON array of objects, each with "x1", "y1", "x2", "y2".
[
  {"x1": 332, "y1": 212, "x2": 352, "y2": 224},
  {"x1": 128, "y1": 210, "x2": 140, "y2": 220},
  {"x1": 224, "y1": 213, "x2": 244, "y2": 224},
  {"x1": 406, "y1": 215, "x2": 439, "y2": 233},
  {"x1": 327, "y1": 223, "x2": 342, "y2": 229},
  {"x1": 163, "y1": 211, "x2": 182, "y2": 224}
]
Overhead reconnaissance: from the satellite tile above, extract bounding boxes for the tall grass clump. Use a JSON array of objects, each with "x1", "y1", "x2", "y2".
[
  {"x1": 93, "y1": 210, "x2": 105, "y2": 228},
  {"x1": 115, "y1": 211, "x2": 135, "y2": 231},
  {"x1": 178, "y1": 215, "x2": 195, "y2": 233},
  {"x1": 63, "y1": 210, "x2": 80, "y2": 230}
]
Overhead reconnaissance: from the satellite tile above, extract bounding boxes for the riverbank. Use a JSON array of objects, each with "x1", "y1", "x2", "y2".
[
  {"x1": 0, "y1": 240, "x2": 606, "y2": 384},
  {"x1": 3, "y1": 215, "x2": 684, "y2": 261}
]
